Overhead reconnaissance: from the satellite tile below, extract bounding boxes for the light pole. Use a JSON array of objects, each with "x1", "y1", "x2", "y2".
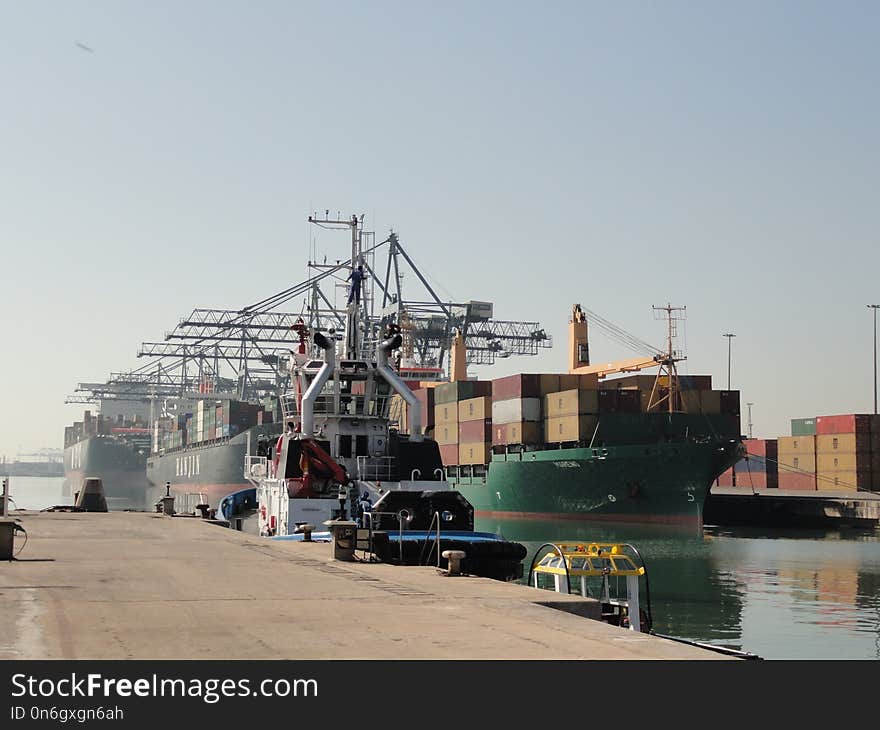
[
  {"x1": 869, "y1": 305, "x2": 880, "y2": 414},
  {"x1": 746, "y1": 402, "x2": 754, "y2": 439},
  {"x1": 722, "y1": 333, "x2": 736, "y2": 390}
]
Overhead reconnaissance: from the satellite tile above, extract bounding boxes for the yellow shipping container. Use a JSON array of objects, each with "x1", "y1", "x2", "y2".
[
  {"x1": 817, "y1": 452, "x2": 871, "y2": 472},
  {"x1": 434, "y1": 403, "x2": 459, "y2": 425},
  {"x1": 777, "y1": 451, "x2": 817, "y2": 474},
  {"x1": 544, "y1": 415, "x2": 599, "y2": 443},
  {"x1": 545, "y1": 389, "x2": 599, "y2": 418},
  {"x1": 458, "y1": 441, "x2": 491, "y2": 465},
  {"x1": 815, "y1": 469, "x2": 869, "y2": 491},
  {"x1": 458, "y1": 396, "x2": 492, "y2": 422},
  {"x1": 816, "y1": 433, "x2": 872, "y2": 454},
  {"x1": 435, "y1": 424, "x2": 458, "y2": 445},
  {"x1": 777, "y1": 435, "x2": 816, "y2": 455}
]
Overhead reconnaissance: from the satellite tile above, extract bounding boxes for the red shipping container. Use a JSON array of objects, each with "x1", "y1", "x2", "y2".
[
  {"x1": 492, "y1": 374, "x2": 541, "y2": 400},
  {"x1": 743, "y1": 439, "x2": 778, "y2": 459},
  {"x1": 716, "y1": 468, "x2": 735, "y2": 487},
  {"x1": 458, "y1": 419, "x2": 492, "y2": 442},
  {"x1": 438, "y1": 444, "x2": 458, "y2": 465},
  {"x1": 731, "y1": 471, "x2": 772, "y2": 489},
  {"x1": 816, "y1": 414, "x2": 873, "y2": 435},
  {"x1": 415, "y1": 389, "x2": 436, "y2": 426},
  {"x1": 777, "y1": 471, "x2": 817, "y2": 490}
]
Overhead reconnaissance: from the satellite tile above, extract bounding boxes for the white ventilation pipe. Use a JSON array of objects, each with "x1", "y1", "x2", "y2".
[
  {"x1": 377, "y1": 334, "x2": 423, "y2": 442},
  {"x1": 301, "y1": 331, "x2": 335, "y2": 437}
]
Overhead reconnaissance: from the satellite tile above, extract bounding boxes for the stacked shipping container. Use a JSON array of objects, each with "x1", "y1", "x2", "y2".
[
  {"x1": 727, "y1": 414, "x2": 880, "y2": 493},
  {"x1": 434, "y1": 380, "x2": 492, "y2": 465},
  {"x1": 717, "y1": 439, "x2": 778, "y2": 488},
  {"x1": 815, "y1": 414, "x2": 878, "y2": 491}
]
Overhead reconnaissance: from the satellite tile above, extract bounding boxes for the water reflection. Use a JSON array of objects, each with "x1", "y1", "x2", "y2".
[{"x1": 477, "y1": 516, "x2": 880, "y2": 659}]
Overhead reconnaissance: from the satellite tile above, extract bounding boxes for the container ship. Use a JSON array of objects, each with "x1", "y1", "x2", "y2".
[
  {"x1": 73, "y1": 214, "x2": 740, "y2": 524},
  {"x1": 391, "y1": 307, "x2": 743, "y2": 526},
  {"x1": 63, "y1": 409, "x2": 151, "y2": 510},
  {"x1": 145, "y1": 398, "x2": 281, "y2": 512}
]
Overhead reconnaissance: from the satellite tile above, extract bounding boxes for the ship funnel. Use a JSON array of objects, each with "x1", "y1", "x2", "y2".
[
  {"x1": 301, "y1": 332, "x2": 335, "y2": 437},
  {"x1": 377, "y1": 335, "x2": 423, "y2": 442}
]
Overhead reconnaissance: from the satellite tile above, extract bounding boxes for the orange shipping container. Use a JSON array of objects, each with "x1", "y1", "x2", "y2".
[
  {"x1": 777, "y1": 451, "x2": 816, "y2": 474},
  {"x1": 435, "y1": 424, "x2": 458, "y2": 446},
  {"x1": 458, "y1": 441, "x2": 491, "y2": 465},
  {"x1": 458, "y1": 396, "x2": 492, "y2": 422},
  {"x1": 491, "y1": 421, "x2": 544, "y2": 446},
  {"x1": 777, "y1": 435, "x2": 816, "y2": 455},
  {"x1": 434, "y1": 403, "x2": 459, "y2": 425},
  {"x1": 544, "y1": 415, "x2": 599, "y2": 443},
  {"x1": 816, "y1": 469, "x2": 869, "y2": 491},
  {"x1": 816, "y1": 433, "x2": 871, "y2": 454},
  {"x1": 816, "y1": 452, "x2": 871, "y2": 472},
  {"x1": 545, "y1": 389, "x2": 599, "y2": 418}
]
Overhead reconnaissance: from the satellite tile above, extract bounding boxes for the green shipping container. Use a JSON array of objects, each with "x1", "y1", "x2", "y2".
[{"x1": 791, "y1": 417, "x2": 817, "y2": 436}]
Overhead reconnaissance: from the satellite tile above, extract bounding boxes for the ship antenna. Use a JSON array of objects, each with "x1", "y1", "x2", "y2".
[{"x1": 648, "y1": 303, "x2": 687, "y2": 413}]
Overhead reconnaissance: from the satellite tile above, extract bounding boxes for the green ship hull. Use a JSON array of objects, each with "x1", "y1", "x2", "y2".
[{"x1": 448, "y1": 413, "x2": 742, "y2": 526}]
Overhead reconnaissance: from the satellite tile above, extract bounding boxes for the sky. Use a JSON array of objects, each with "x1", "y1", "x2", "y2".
[{"x1": 2, "y1": 0, "x2": 879, "y2": 457}]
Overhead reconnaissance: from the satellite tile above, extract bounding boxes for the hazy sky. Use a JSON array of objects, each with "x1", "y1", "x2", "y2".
[{"x1": 2, "y1": 1, "x2": 879, "y2": 457}]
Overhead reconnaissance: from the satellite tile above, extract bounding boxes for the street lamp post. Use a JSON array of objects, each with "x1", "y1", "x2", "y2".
[
  {"x1": 746, "y1": 402, "x2": 754, "y2": 439},
  {"x1": 722, "y1": 333, "x2": 736, "y2": 390},
  {"x1": 868, "y1": 305, "x2": 880, "y2": 414}
]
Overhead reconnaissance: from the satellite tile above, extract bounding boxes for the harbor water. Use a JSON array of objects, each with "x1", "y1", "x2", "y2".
[
  {"x1": 5, "y1": 477, "x2": 878, "y2": 659},
  {"x1": 478, "y1": 516, "x2": 880, "y2": 660}
]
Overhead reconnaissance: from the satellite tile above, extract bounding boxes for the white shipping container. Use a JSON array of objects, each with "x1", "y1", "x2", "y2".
[{"x1": 492, "y1": 397, "x2": 542, "y2": 425}]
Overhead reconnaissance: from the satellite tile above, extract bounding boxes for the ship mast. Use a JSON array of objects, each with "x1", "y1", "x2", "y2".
[
  {"x1": 307, "y1": 212, "x2": 365, "y2": 360},
  {"x1": 647, "y1": 303, "x2": 687, "y2": 413}
]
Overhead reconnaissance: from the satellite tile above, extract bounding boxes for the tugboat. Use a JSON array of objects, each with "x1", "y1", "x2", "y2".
[{"x1": 247, "y1": 215, "x2": 525, "y2": 581}]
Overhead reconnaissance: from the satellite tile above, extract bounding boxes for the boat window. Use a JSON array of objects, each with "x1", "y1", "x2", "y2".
[
  {"x1": 338, "y1": 435, "x2": 353, "y2": 459},
  {"x1": 569, "y1": 557, "x2": 587, "y2": 571},
  {"x1": 283, "y1": 440, "x2": 304, "y2": 478},
  {"x1": 356, "y1": 435, "x2": 369, "y2": 457}
]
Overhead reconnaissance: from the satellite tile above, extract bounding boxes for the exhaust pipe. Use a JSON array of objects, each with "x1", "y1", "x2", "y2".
[
  {"x1": 301, "y1": 331, "x2": 335, "y2": 437},
  {"x1": 377, "y1": 334, "x2": 423, "y2": 442}
]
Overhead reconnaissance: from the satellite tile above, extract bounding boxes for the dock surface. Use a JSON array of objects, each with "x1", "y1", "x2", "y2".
[{"x1": 1, "y1": 512, "x2": 728, "y2": 660}]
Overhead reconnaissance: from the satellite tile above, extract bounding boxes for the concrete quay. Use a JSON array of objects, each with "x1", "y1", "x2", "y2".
[{"x1": 0, "y1": 511, "x2": 728, "y2": 660}]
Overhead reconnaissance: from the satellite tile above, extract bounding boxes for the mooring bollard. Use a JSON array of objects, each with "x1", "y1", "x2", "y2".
[
  {"x1": 301, "y1": 524, "x2": 314, "y2": 542},
  {"x1": 161, "y1": 496, "x2": 175, "y2": 516},
  {"x1": 442, "y1": 549, "x2": 467, "y2": 576}
]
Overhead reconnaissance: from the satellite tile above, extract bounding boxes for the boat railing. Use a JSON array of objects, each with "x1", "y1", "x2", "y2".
[
  {"x1": 282, "y1": 392, "x2": 376, "y2": 421},
  {"x1": 177, "y1": 492, "x2": 209, "y2": 515},
  {"x1": 245, "y1": 455, "x2": 272, "y2": 481},
  {"x1": 357, "y1": 456, "x2": 396, "y2": 481},
  {"x1": 360, "y1": 509, "x2": 415, "y2": 561},
  {"x1": 417, "y1": 511, "x2": 443, "y2": 568}
]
